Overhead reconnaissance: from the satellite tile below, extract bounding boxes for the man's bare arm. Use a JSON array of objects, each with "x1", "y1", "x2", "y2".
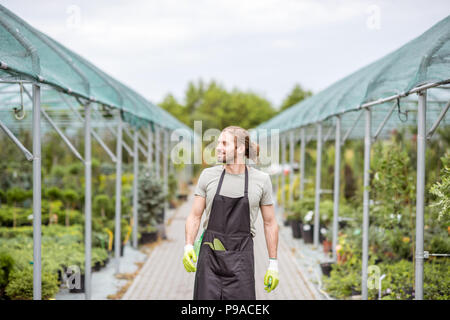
[
  {"x1": 185, "y1": 195, "x2": 206, "y2": 245},
  {"x1": 260, "y1": 204, "x2": 278, "y2": 259}
]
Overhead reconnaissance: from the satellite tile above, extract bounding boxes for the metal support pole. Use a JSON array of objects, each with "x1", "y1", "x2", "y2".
[
  {"x1": 84, "y1": 103, "x2": 92, "y2": 300},
  {"x1": 300, "y1": 128, "x2": 306, "y2": 199},
  {"x1": 415, "y1": 91, "x2": 427, "y2": 300},
  {"x1": 160, "y1": 128, "x2": 169, "y2": 240},
  {"x1": 272, "y1": 134, "x2": 279, "y2": 210},
  {"x1": 169, "y1": 134, "x2": 174, "y2": 176},
  {"x1": 164, "y1": 129, "x2": 169, "y2": 213},
  {"x1": 332, "y1": 116, "x2": 341, "y2": 261},
  {"x1": 289, "y1": 130, "x2": 294, "y2": 205},
  {"x1": 281, "y1": 135, "x2": 286, "y2": 212},
  {"x1": 132, "y1": 129, "x2": 139, "y2": 249},
  {"x1": 114, "y1": 112, "x2": 123, "y2": 274},
  {"x1": 314, "y1": 123, "x2": 322, "y2": 247},
  {"x1": 362, "y1": 108, "x2": 372, "y2": 300},
  {"x1": 156, "y1": 126, "x2": 160, "y2": 180},
  {"x1": 148, "y1": 126, "x2": 153, "y2": 168},
  {"x1": 32, "y1": 84, "x2": 42, "y2": 300}
]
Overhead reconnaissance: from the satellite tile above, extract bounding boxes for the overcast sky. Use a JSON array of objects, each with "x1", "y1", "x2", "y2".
[{"x1": 1, "y1": 0, "x2": 449, "y2": 108}]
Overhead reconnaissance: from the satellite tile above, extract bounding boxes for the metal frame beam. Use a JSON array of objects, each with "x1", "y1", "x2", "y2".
[
  {"x1": 361, "y1": 108, "x2": 371, "y2": 300},
  {"x1": 59, "y1": 92, "x2": 117, "y2": 162},
  {"x1": 32, "y1": 84, "x2": 42, "y2": 300},
  {"x1": 427, "y1": 99, "x2": 450, "y2": 139},
  {"x1": 114, "y1": 111, "x2": 123, "y2": 274},
  {"x1": 0, "y1": 119, "x2": 33, "y2": 160},
  {"x1": 332, "y1": 115, "x2": 341, "y2": 261},
  {"x1": 84, "y1": 103, "x2": 92, "y2": 300},
  {"x1": 415, "y1": 91, "x2": 427, "y2": 300},
  {"x1": 313, "y1": 123, "x2": 322, "y2": 247}
]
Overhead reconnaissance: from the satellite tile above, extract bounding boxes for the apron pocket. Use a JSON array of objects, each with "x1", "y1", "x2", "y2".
[{"x1": 207, "y1": 249, "x2": 244, "y2": 277}]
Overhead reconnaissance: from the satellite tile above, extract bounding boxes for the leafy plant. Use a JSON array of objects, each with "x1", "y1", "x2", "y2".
[
  {"x1": 429, "y1": 152, "x2": 450, "y2": 223},
  {"x1": 137, "y1": 167, "x2": 166, "y2": 232},
  {"x1": 5, "y1": 266, "x2": 59, "y2": 300},
  {"x1": 62, "y1": 189, "x2": 78, "y2": 227}
]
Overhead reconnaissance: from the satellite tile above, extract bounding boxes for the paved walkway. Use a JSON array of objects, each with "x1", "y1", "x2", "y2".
[{"x1": 123, "y1": 187, "x2": 322, "y2": 300}]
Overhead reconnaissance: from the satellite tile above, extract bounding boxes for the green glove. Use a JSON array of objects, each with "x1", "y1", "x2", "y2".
[
  {"x1": 264, "y1": 258, "x2": 279, "y2": 293},
  {"x1": 183, "y1": 244, "x2": 197, "y2": 272}
]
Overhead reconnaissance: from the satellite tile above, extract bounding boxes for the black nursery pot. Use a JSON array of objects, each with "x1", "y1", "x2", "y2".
[
  {"x1": 290, "y1": 220, "x2": 302, "y2": 239},
  {"x1": 177, "y1": 194, "x2": 188, "y2": 201},
  {"x1": 319, "y1": 262, "x2": 334, "y2": 277},
  {"x1": 338, "y1": 220, "x2": 348, "y2": 229},
  {"x1": 111, "y1": 242, "x2": 125, "y2": 257},
  {"x1": 351, "y1": 286, "x2": 361, "y2": 296},
  {"x1": 301, "y1": 224, "x2": 314, "y2": 244},
  {"x1": 139, "y1": 231, "x2": 158, "y2": 245},
  {"x1": 69, "y1": 273, "x2": 85, "y2": 294},
  {"x1": 405, "y1": 287, "x2": 415, "y2": 300},
  {"x1": 93, "y1": 261, "x2": 102, "y2": 272}
]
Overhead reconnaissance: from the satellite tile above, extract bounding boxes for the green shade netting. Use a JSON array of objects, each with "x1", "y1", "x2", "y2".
[
  {"x1": 0, "y1": 4, "x2": 192, "y2": 135},
  {"x1": 255, "y1": 15, "x2": 450, "y2": 139}
]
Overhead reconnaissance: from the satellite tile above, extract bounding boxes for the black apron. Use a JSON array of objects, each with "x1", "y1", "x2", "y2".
[{"x1": 193, "y1": 165, "x2": 255, "y2": 300}]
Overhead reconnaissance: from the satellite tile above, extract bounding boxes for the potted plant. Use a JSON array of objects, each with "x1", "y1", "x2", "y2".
[
  {"x1": 138, "y1": 168, "x2": 166, "y2": 242},
  {"x1": 286, "y1": 212, "x2": 302, "y2": 239},
  {"x1": 322, "y1": 228, "x2": 333, "y2": 254},
  {"x1": 61, "y1": 189, "x2": 78, "y2": 227},
  {"x1": 106, "y1": 219, "x2": 129, "y2": 257},
  {"x1": 139, "y1": 224, "x2": 158, "y2": 245},
  {"x1": 301, "y1": 210, "x2": 314, "y2": 244},
  {"x1": 319, "y1": 261, "x2": 334, "y2": 277},
  {"x1": 5, "y1": 266, "x2": 59, "y2": 299}
]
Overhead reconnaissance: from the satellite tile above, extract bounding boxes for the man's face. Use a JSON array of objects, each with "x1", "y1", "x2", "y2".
[{"x1": 216, "y1": 131, "x2": 244, "y2": 164}]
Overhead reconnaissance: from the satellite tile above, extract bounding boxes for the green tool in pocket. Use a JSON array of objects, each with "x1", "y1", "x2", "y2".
[
  {"x1": 203, "y1": 238, "x2": 226, "y2": 251},
  {"x1": 194, "y1": 230, "x2": 205, "y2": 258}
]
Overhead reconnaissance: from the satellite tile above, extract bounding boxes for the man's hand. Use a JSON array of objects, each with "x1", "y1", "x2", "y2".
[
  {"x1": 183, "y1": 244, "x2": 197, "y2": 272},
  {"x1": 264, "y1": 258, "x2": 279, "y2": 293}
]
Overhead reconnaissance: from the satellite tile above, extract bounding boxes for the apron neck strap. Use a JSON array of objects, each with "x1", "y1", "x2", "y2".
[{"x1": 216, "y1": 165, "x2": 249, "y2": 196}]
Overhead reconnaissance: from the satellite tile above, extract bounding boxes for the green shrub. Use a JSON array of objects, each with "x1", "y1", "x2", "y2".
[
  {"x1": 286, "y1": 197, "x2": 314, "y2": 221},
  {"x1": 429, "y1": 152, "x2": 450, "y2": 223},
  {"x1": 138, "y1": 167, "x2": 166, "y2": 231},
  {"x1": 0, "y1": 251, "x2": 14, "y2": 297},
  {"x1": 5, "y1": 266, "x2": 59, "y2": 300}
]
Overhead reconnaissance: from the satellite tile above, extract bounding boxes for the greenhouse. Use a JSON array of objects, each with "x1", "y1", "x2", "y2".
[
  {"x1": 254, "y1": 15, "x2": 450, "y2": 300},
  {"x1": 0, "y1": 4, "x2": 194, "y2": 300},
  {"x1": 0, "y1": 3, "x2": 449, "y2": 303}
]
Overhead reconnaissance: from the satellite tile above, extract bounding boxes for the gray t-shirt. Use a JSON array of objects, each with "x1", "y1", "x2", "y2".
[{"x1": 194, "y1": 164, "x2": 273, "y2": 238}]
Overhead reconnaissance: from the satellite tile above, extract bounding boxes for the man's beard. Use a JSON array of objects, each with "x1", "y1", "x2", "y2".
[{"x1": 217, "y1": 150, "x2": 236, "y2": 164}]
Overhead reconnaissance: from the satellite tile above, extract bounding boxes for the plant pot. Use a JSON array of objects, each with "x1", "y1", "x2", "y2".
[
  {"x1": 338, "y1": 221, "x2": 348, "y2": 229},
  {"x1": 404, "y1": 287, "x2": 415, "y2": 300},
  {"x1": 111, "y1": 242, "x2": 125, "y2": 257},
  {"x1": 319, "y1": 226, "x2": 326, "y2": 243},
  {"x1": 69, "y1": 273, "x2": 85, "y2": 293},
  {"x1": 93, "y1": 261, "x2": 102, "y2": 272},
  {"x1": 351, "y1": 285, "x2": 361, "y2": 296},
  {"x1": 322, "y1": 239, "x2": 332, "y2": 254},
  {"x1": 177, "y1": 194, "x2": 188, "y2": 201},
  {"x1": 301, "y1": 224, "x2": 313, "y2": 244},
  {"x1": 290, "y1": 220, "x2": 302, "y2": 239},
  {"x1": 139, "y1": 231, "x2": 158, "y2": 245},
  {"x1": 283, "y1": 219, "x2": 290, "y2": 227},
  {"x1": 319, "y1": 262, "x2": 334, "y2": 277}
]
